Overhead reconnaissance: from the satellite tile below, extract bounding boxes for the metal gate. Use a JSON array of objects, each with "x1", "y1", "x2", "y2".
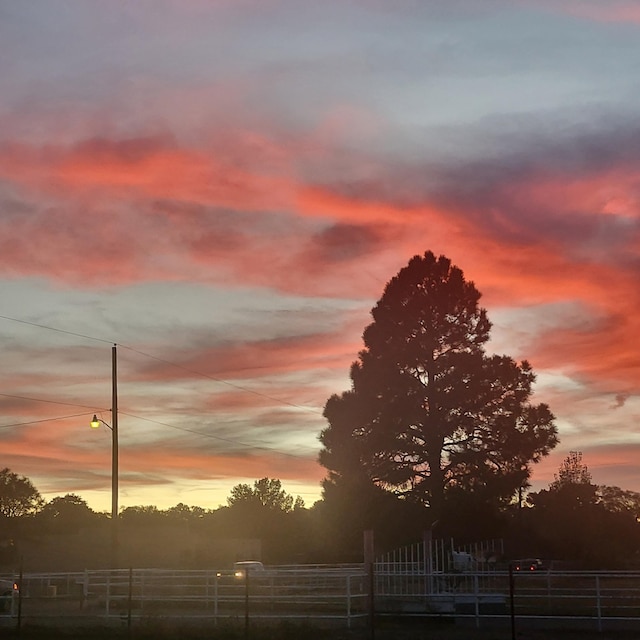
[{"x1": 374, "y1": 536, "x2": 505, "y2": 599}]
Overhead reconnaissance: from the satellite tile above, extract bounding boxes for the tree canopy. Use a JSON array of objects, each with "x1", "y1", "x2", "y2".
[
  {"x1": 0, "y1": 467, "x2": 43, "y2": 518},
  {"x1": 551, "y1": 451, "x2": 593, "y2": 490},
  {"x1": 37, "y1": 494, "x2": 102, "y2": 533},
  {"x1": 320, "y1": 251, "x2": 558, "y2": 521},
  {"x1": 526, "y1": 453, "x2": 640, "y2": 567},
  {"x1": 227, "y1": 478, "x2": 304, "y2": 512},
  {"x1": 3, "y1": 464, "x2": 640, "y2": 569}
]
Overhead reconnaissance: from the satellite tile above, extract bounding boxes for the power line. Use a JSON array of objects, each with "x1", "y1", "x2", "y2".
[
  {"x1": 0, "y1": 392, "x2": 107, "y2": 412},
  {"x1": 0, "y1": 314, "x2": 112, "y2": 344},
  {"x1": 120, "y1": 345, "x2": 323, "y2": 415},
  {"x1": 119, "y1": 410, "x2": 319, "y2": 460},
  {"x1": 0, "y1": 389, "x2": 318, "y2": 458},
  {"x1": 0, "y1": 314, "x2": 324, "y2": 460},
  {"x1": 0, "y1": 411, "x2": 95, "y2": 430},
  {"x1": 0, "y1": 314, "x2": 324, "y2": 415}
]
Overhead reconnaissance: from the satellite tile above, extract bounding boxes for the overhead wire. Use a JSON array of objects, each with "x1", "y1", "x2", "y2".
[
  {"x1": 120, "y1": 344, "x2": 323, "y2": 415},
  {"x1": 0, "y1": 411, "x2": 97, "y2": 430},
  {"x1": 0, "y1": 314, "x2": 113, "y2": 344},
  {"x1": 0, "y1": 315, "x2": 324, "y2": 459},
  {"x1": 119, "y1": 410, "x2": 319, "y2": 459},
  {"x1": 0, "y1": 314, "x2": 323, "y2": 414},
  {"x1": 0, "y1": 392, "x2": 107, "y2": 412}
]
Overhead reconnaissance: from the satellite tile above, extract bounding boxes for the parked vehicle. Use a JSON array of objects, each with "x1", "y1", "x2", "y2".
[
  {"x1": 232, "y1": 561, "x2": 265, "y2": 576},
  {"x1": 216, "y1": 561, "x2": 266, "y2": 581},
  {"x1": 512, "y1": 558, "x2": 544, "y2": 572}
]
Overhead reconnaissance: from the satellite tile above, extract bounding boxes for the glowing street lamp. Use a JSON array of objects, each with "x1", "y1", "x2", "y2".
[{"x1": 90, "y1": 344, "x2": 119, "y2": 567}]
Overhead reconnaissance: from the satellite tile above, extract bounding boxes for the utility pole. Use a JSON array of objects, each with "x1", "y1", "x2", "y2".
[{"x1": 111, "y1": 344, "x2": 119, "y2": 568}]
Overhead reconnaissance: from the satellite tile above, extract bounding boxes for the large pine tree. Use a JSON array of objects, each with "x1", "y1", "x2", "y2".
[{"x1": 320, "y1": 251, "x2": 558, "y2": 521}]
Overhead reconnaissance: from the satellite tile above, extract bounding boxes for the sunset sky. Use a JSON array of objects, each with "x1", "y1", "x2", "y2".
[{"x1": 1, "y1": 0, "x2": 639, "y2": 514}]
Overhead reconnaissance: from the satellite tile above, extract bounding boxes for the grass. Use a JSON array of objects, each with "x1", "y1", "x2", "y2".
[{"x1": 3, "y1": 619, "x2": 640, "y2": 640}]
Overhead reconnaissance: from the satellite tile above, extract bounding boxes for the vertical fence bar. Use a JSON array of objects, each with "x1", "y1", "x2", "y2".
[
  {"x1": 16, "y1": 557, "x2": 23, "y2": 633},
  {"x1": 105, "y1": 572, "x2": 110, "y2": 617},
  {"x1": 127, "y1": 568, "x2": 133, "y2": 633},
  {"x1": 596, "y1": 575, "x2": 602, "y2": 633},
  {"x1": 244, "y1": 569, "x2": 250, "y2": 640},
  {"x1": 346, "y1": 574, "x2": 352, "y2": 629},
  {"x1": 509, "y1": 563, "x2": 516, "y2": 640},
  {"x1": 214, "y1": 569, "x2": 219, "y2": 621},
  {"x1": 474, "y1": 574, "x2": 480, "y2": 629},
  {"x1": 368, "y1": 563, "x2": 375, "y2": 639},
  {"x1": 82, "y1": 569, "x2": 89, "y2": 610},
  {"x1": 427, "y1": 531, "x2": 434, "y2": 595},
  {"x1": 403, "y1": 545, "x2": 407, "y2": 595}
]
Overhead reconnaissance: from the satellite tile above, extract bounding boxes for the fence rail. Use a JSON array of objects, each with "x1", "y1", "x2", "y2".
[
  {"x1": 3, "y1": 567, "x2": 640, "y2": 633},
  {"x1": 0, "y1": 566, "x2": 369, "y2": 629}
]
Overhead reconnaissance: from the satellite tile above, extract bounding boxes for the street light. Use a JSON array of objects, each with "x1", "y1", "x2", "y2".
[{"x1": 90, "y1": 344, "x2": 119, "y2": 568}]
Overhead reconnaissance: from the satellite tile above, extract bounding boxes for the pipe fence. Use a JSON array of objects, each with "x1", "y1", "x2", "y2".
[
  {"x1": 0, "y1": 566, "x2": 369, "y2": 631},
  {"x1": 3, "y1": 566, "x2": 640, "y2": 634}
]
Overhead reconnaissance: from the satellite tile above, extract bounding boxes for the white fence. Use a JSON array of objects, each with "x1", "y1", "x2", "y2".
[
  {"x1": 4, "y1": 566, "x2": 640, "y2": 633},
  {"x1": 0, "y1": 566, "x2": 369, "y2": 629},
  {"x1": 373, "y1": 568, "x2": 640, "y2": 632}
]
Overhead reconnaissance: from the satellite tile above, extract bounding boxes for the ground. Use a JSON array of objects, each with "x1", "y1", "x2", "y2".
[{"x1": 2, "y1": 620, "x2": 640, "y2": 640}]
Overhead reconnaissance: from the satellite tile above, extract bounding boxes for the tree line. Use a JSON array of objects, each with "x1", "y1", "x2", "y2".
[
  {"x1": 2, "y1": 250, "x2": 639, "y2": 569},
  {"x1": 2, "y1": 457, "x2": 640, "y2": 570}
]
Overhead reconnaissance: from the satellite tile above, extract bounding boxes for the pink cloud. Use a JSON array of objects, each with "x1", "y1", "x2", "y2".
[{"x1": 558, "y1": 1, "x2": 640, "y2": 25}]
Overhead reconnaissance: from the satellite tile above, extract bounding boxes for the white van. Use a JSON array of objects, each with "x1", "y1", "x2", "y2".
[{"x1": 233, "y1": 561, "x2": 265, "y2": 577}]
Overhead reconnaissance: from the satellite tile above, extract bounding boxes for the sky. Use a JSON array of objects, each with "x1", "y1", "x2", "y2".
[{"x1": 1, "y1": 0, "x2": 639, "y2": 514}]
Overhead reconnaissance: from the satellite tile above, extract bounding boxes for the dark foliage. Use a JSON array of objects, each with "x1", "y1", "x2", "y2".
[{"x1": 320, "y1": 251, "x2": 558, "y2": 528}]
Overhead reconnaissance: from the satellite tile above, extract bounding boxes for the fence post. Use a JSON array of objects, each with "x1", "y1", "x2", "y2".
[
  {"x1": 346, "y1": 574, "x2": 351, "y2": 629},
  {"x1": 214, "y1": 570, "x2": 218, "y2": 621},
  {"x1": 127, "y1": 567, "x2": 133, "y2": 634},
  {"x1": 368, "y1": 562, "x2": 375, "y2": 640},
  {"x1": 15, "y1": 556, "x2": 23, "y2": 633},
  {"x1": 105, "y1": 572, "x2": 110, "y2": 617},
  {"x1": 139, "y1": 570, "x2": 145, "y2": 613},
  {"x1": 244, "y1": 568, "x2": 250, "y2": 640},
  {"x1": 423, "y1": 530, "x2": 433, "y2": 596},
  {"x1": 596, "y1": 575, "x2": 602, "y2": 633},
  {"x1": 509, "y1": 563, "x2": 516, "y2": 640},
  {"x1": 474, "y1": 573, "x2": 480, "y2": 629},
  {"x1": 81, "y1": 569, "x2": 89, "y2": 610}
]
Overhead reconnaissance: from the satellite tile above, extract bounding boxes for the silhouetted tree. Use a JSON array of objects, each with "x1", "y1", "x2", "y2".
[
  {"x1": 312, "y1": 476, "x2": 429, "y2": 562},
  {"x1": 551, "y1": 450, "x2": 592, "y2": 489},
  {"x1": 527, "y1": 453, "x2": 640, "y2": 567},
  {"x1": 38, "y1": 493, "x2": 102, "y2": 533},
  {"x1": 0, "y1": 468, "x2": 43, "y2": 518},
  {"x1": 224, "y1": 478, "x2": 308, "y2": 563},
  {"x1": 531, "y1": 451, "x2": 597, "y2": 511},
  {"x1": 320, "y1": 251, "x2": 558, "y2": 525},
  {"x1": 120, "y1": 505, "x2": 164, "y2": 525},
  {"x1": 597, "y1": 485, "x2": 640, "y2": 519},
  {"x1": 165, "y1": 503, "x2": 208, "y2": 524},
  {"x1": 227, "y1": 478, "x2": 302, "y2": 512}
]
